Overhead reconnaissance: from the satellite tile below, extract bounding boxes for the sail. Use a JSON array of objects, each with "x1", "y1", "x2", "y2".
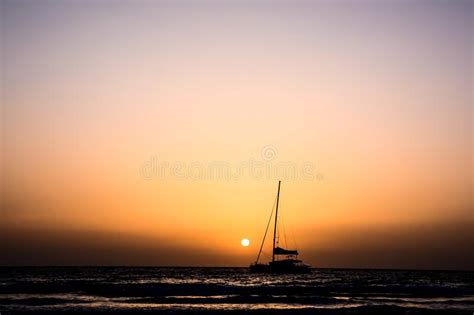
[{"x1": 273, "y1": 246, "x2": 298, "y2": 256}]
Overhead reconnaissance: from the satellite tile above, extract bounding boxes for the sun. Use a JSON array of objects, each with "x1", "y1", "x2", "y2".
[{"x1": 241, "y1": 238, "x2": 250, "y2": 247}]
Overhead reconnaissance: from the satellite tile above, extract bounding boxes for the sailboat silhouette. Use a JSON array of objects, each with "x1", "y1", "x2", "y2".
[{"x1": 249, "y1": 181, "x2": 311, "y2": 273}]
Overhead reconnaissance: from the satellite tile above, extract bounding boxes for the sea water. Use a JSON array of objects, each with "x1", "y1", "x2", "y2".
[{"x1": 0, "y1": 267, "x2": 472, "y2": 314}]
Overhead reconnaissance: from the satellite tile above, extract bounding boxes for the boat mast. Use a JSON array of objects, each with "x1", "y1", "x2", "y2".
[{"x1": 272, "y1": 180, "x2": 281, "y2": 263}]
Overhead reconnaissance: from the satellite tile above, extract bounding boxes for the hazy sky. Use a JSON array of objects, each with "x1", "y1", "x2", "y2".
[{"x1": 1, "y1": 0, "x2": 472, "y2": 269}]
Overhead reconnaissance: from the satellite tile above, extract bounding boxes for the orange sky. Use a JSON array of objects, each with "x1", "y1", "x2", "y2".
[{"x1": 1, "y1": 0, "x2": 472, "y2": 269}]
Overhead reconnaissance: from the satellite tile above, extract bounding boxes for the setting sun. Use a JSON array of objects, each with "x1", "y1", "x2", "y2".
[{"x1": 241, "y1": 239, "x2": 250, "y2": 247}]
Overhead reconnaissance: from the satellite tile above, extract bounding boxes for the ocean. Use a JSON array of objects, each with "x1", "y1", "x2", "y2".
[{"x1": 0, "y1": 267, "x2": 472, "y2": 314}]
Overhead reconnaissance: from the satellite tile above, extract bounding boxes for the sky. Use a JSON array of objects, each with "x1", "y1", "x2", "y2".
[{"x1": 1, "y1": 0, "x2": 472, "y2": 270}]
